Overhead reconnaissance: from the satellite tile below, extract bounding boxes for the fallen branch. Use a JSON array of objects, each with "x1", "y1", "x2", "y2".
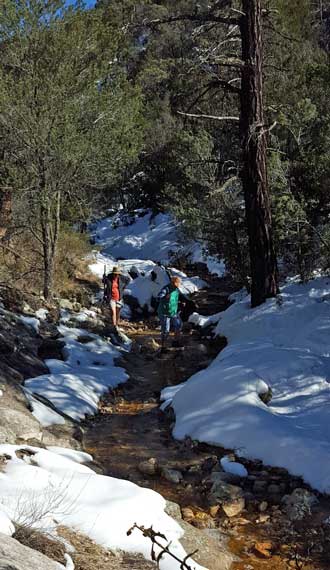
[{"x1": 127, "y1": 524, "x2": 198, "y2": 569}]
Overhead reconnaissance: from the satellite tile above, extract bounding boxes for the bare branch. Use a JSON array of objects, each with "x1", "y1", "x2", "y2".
[
  {"x1": 145, "y1": 13, "x2": 240, "y2": 29},
  {"x1": 177, "y1": 111, "x2": 239, "y2": 122}
]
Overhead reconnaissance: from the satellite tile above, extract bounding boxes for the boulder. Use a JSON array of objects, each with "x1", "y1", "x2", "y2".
[
  {"x1": 0, "y1": 425, "x2": 16, "y2": 445},
  {"x1": 282, "y1": 488, "x2": 318, "y2": 521},
  {"x1": 0, "y1": 533, "x2": 63, "y2": 570},
  {"x1": 205, "y1": 471, "x2": 241, "y2": 486},
  {"x1": 209, "y1": 481, "x2": 245, "y2": 518},
  {"x1": 138, "y1": 458, "x2": 159, "y2": 476},
  {"x1": 37, "y1": 339, "x2": 65, "y2": 361},
  {"x1": 253, "y1": 480, "x2": 268, "y2": 494},
  {"x1": 161, "y1": 468, "x2": 183, "y2": 484},
  {"x1": 58, "y1": 299, "x2": 74, "y2": 311},
  {"x1": 0, "y1": 409, "x2": 42, "y2": 442}
]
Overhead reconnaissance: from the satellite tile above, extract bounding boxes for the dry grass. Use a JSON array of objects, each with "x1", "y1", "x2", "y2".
[
  {"x1": 13, "y1": 525, "x2": 66, "y2": 565},
  {"x1": 0, "y1": 225, "x2": 99, "y2": 306},
  {"x1": 58, "y1": 526, "x2": 155, "y2": 570}
]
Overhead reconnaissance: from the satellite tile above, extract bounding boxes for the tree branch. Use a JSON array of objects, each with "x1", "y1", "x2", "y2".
[
  {"x1": 145, "y1": 13, "x2": 240, "y2": 28},
  {"x1": 177, "y1": 111, "x2": 239, "y2": 121}
]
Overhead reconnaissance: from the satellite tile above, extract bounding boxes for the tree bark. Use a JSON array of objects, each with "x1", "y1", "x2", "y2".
[
  {"x1": 0, "y1": 190, "x2": 12, "y2": 240},
  {"x1": 40, "y1": 190, "x2": 61, "y2": 300},
  {"x1": 240, "y1": 0, "x2": 279, "y2": 307}
]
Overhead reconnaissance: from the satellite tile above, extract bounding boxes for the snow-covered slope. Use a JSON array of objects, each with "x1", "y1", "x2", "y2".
[
  {"x1": 89, "y1": 209, "x2": 225, "y2": 275},
  {"x1": 88, "y1": 210, "x2": 214, "y2": 311},
  {"x1": 0, "y1": 445, "x2": 204, "y2": 570},
  {"x1": 161, "y1": 277, "x2": 330, "y2": 493},
  {"x1": 91, "y1": 210, "x2": 179, "y2": 264}
]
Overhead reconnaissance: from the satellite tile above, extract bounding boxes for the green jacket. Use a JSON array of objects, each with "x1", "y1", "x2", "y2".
[{"x1": 157, "y1": 284, "x2": 180, "y2": 317}]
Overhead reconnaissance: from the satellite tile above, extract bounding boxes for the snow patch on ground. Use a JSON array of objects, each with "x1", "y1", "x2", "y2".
[
  {"x1": 19, "y1": 315, "x2": 40, "y2": 333},
  {"x1": 0, "y1": 510, "x2": 15, "y2": 536},
  {"x1": 25, "y1": 318, "x2": 128, "y2": 423},
  {"x1": 220, "y1": 456, "x2": 248, "y2": 478},
  {"x1": 0, "y1": 445, "x2": 204, "y2": 570},
  {"x1": 161, "y1": 277, "x2": 330, "y2": 493}
]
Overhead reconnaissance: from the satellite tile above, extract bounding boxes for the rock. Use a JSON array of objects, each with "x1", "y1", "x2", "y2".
[
  {"x1": 202, "y1": 456, "x2": 218, "y2": 472},
  {"x1": 165, "y1": 500, "x2": 182, "y2": 520},
  {"x1": 37, "y1": 338, "x2": 65, "y2": 360},
  {"x1": 257, "y1": 514, "x2": 270, "y2": 524},
  {"x1": 253, "y1": 480, "x2": 268, "y2": 494},
  {"x1": 222, "y1": 498, "x2": 245, "y2": 518},
  {"x1": 161, "y1": 467, "x2": 183, "y2": 484},
  {"x1": 259, "y1": 501, "x2": 268, "y2": 512},
  {"x1": 0, "y1": 426, "x2": 16, "y2": 445},
  {"x1": 58, "y1": 298, "x2": 74, "y2": 310},
  {"x1": 209, "y1": 481, "x2": 245, "y2": 518},
  {"x1": 209, "y1": 505, "x2": 220, "y2": 517},
  {"x1": 253, "y1": 541, "x2": 273, "y2": 558},
  {"x1": 76, "y1": 335, "x2": 95, "y2": 345},
  {"x1": 0, "y1": 335, "x2": 15, "y2": 355},
  {"x1": 195, "y1": 343, "x2": 208, "y2": 355},
  {"x1": 0, "y1": 409, "x2": 42, "y2": 442},
  {"x1": 282, "y1": 488, "x2": 318, "y2": 521},
  {"x1": 206, "y1": 471, "x2": 241, "y2": 486},
  {"x1": 181, "y1": 507, "x2": 195, "y2": 522},
  {"x1": 168, "y1": 507, "x2": 235, "y2": 570},
  {"x1": 267, "y1": 483, "x2": 281, "y2": 496},
  {"x1": 138, "y1": 458, "x2": 158, "y2": 476},
  {"x1": 0, "y1": 533, "x2": 63, "y2": 570}
]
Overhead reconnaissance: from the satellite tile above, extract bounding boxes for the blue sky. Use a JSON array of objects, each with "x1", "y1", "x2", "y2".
[{"x1": 65, "y1": 0, "x2": 96, "y2": 8}]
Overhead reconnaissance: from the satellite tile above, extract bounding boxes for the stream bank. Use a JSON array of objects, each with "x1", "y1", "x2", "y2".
[{"x1": 82, "y1": 276, "x2": 330, "y2": 570}]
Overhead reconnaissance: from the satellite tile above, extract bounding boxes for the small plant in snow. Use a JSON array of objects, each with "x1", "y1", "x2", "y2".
[{"x1": 127, "y1": 523, "x2": 198, "y2": 569}]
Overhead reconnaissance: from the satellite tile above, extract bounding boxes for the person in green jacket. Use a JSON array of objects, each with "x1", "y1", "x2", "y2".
[{"x1": 157, "y1": 276, "x2": 183, "y2": 351}]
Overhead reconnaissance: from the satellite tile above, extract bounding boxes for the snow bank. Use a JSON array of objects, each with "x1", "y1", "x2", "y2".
[
  {"x1": 0, "y1": 445, "x2": 204, "y2": 570},
  {"x1": 162, "y1": 277, "x2": 330, "y2": 493},
  {"x1": 89, "y1": 209, "x2": 224, "y2": 275},
  {"x1": 25, "y1": 319, "x2": 128, "y2": 423}
]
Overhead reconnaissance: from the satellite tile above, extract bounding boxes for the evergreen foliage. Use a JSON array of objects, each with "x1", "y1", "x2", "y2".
[{"x1": 0, "y1": 0, "x2": 330, "y2": 299}]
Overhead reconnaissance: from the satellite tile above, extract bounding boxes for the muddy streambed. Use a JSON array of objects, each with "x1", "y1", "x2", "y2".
[{"x1": 83, "y1": 287, "x2": 330, "y2": 570}]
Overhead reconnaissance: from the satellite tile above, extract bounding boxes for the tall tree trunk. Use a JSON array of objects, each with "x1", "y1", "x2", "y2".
[
  {"x1": 40, "y1": 191, "x2": 61, "y2": 300},
  {"x1": 240, "y1": 0, "x2": 278, "y2": 307}
]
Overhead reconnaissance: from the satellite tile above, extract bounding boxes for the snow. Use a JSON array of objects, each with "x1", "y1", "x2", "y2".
[
  {"x1": 161, "y1": 277, "x2": 330, "y2": 493},
  {"x1": 189, "y1": 311, "x2": 223, "y2": 328},
  {"x1": 0, "y1": 509, "x2": 15, "y2": 536},
  {"x1": 25, "y1": 320, "x2": 128, "y2": 423},
  {"x1": 36, "y1": 308, "x2": 49, "y2": 320},
  {"x1": 220, "y1": 456, "x2": 248, "y2": 478},
  {"x1": 64, "y1": 554, "x2": 75, "y2": 570},
  {"x1": 87, "y1": 210, "x2": 218, "y2": 312},
  {"x1": 187, "y1": 242, "x2": 226, "y2": 277},
  {"x1": 24, "y1": 390, "x2": 66, "y2": 427},
  {"x1": 90, "y1": 260, "x2": 206, "y2": 316},
  {"x1": 0, "y1": 445, "x2": 204, "y2": 570},
  {"x1": 19, "y1": 315, "x2": 40, "y2": 333},
  {"x1": 91, "y1": 210, "x2": 179, "y2": 264}
]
